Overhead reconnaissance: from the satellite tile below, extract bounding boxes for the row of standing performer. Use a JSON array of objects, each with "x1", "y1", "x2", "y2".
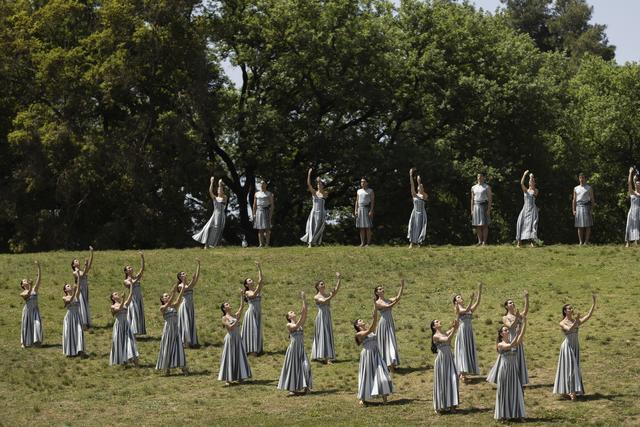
[
  {"x1": 192, "y1": 167, "x2": 640, "y2": 248},
  {"x1": 19, "y1": 252, "x2": 597, "y2": 421}
]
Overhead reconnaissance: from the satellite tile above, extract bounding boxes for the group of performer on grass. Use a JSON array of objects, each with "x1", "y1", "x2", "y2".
[
  {"x1": 192, "y1": 167, "x2": 640, "y2": 248},
  {"x1": 19, "y1": 250, "x2": 597, "y2": 421}
]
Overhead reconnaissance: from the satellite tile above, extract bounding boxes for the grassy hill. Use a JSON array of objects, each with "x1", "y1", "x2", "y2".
[{"x1": 1, "y1": 245, "x2": 638, "y2": 425}]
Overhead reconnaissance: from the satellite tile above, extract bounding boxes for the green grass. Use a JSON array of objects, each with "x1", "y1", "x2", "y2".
[{"x1": 1, "y1": 245, "x2": 639, "y2": 426}]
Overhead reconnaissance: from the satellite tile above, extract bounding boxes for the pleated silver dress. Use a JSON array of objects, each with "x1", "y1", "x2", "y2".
[
  {"x1": 516, "y1": 190, "x2": 538, "y2": 241},
  {"x1": 63, "y1": 299, "x2": 85, "y2": 356},
  {"x1": 509, "y1": 318, "x2": 528, "y2": 385},
  {"x1": 21, "y1": 293, "x2": 43, "y2": 347},
  {"x1": 376, "y1": 302, "x2": 400, "y2": 367},
  {"x1": 356, "y1": 188, "x2": 373, "y2": 228},
  {"x1": 311, "y1": 301, "x2": 335, "y2": 361},
  {"x1": 300, "y1": 195, "x2": 326, "y2": 245},
  {"x1": 625, "y1": 194, "x2": 640, "y2": 242},
  {"x1": 253, "y1": 192, "x2": 272, "y2": 230},
  {"x1": 277, "y1": 327, "x2": 312, "y2": 392},
  {"x1": 77, "y1": 275, "x2": 91, "y2": 328},
  {"x1": 178, "y1": 288, "x2": 198, "y2": 347},
  {"x1": 357, "y1": 333, "x2": 394, "y2": 401},
  {"x1": 407, "y1": 197, "x2": 427, "y2": 244},
  {"x1": 433, "y1": 342, "x2": 459, "y2": 411},
  {"x1": 553, "y1": 325, "x2": 584, "y2": 395},
  {"x1": 218, "y1": 318, "x2": 252, "y2": 382},
  {"x1": 110, "y1": 308, "x2": 139, "y2": 365},
  {"x1": 127, "y1": 280, "x2": 146, "y2": 335},
  {"x1": 494, "y1": 348, "x2": 526, "y2": 420},
  {"x1": 471, "y1": 184, "x2": 490, "y2": 226},
  {"x1": 241, "y1": 295, "x2": 263, "y2": 354},
  {"x1": 454, "y1": 313, "x2": 479, "y2": 375},
  {"x1": 192, "y1": 198, "x2": 226, "y2": 247},
  {"x1": 574, "y1": 185, "x2": 593, "y2": 227},
  {"x1": 156, "y1": 307, "x2": 186, "y2": 370}
]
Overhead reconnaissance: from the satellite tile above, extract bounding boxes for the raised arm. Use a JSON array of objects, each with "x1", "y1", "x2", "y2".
[
  {"x1": 234, "y1": 291, "x2": 246, "y2": 318},
  {"x1": 409, "y1": 168, "x2": 417, "y2": 198},
  {"x1": 187, "y1": 259, "x2": 201, "y2": 288},
  {"x1": 325, "y1": 272, "x2": 342, "y2": 302},
  {"x1": 73, "y1": 282, "x2": 81, "y2": 300},
  {"x1": 123, "y1": 288, "x2": 134, "y2": 307},
  {"x1": 209, "y1": 177, "x2": 216, "y2": 200},
  {"x1": 469, "y1": 283, "x2": 482, "y2": 312},
  {"x1": 254, "y1": 262, "x2": 264, "y2": 295},
  {"x1": 521, "y1": 290, "x2": 529, "y2": 317},
  {"x1": 579, "y1": 294, "x2": 596, "y2": 324},
  {"x1": 307, "y1": 168, "x2": 315, "y2": 194},
  {"x1": 33, "y1": 261, "x2": 42, "y2": 293},
  {"x1": 388, "y1": 279, "x2": 404, "y2": 306},
  {"x1": 445, "y1": 319, "x2": 460, "y2": 343},
  {"x1": 366, "y1": 303, "x2": 380, "y2": 335},
  {"x1": 84, "y1": 246, "x2": 94, "y2": 273},
  {"x1": 135, "y1": 252, "x2": 145, "y2": 280},
  {"x1": 292, "y1": 292, "x2": 308, "y2": 329},
  {"x1": 520, "y1": 170, "x2": 529, "y2": 193},
  {"x1": 171, "y1": 280, "x2": 186, "y2": 307},
  {"x1": 511, "y1": 316, "x2": 527, "y2": 347},
  {"x1": 417, "y1": 175, "x2": 428, "y2": 199}
]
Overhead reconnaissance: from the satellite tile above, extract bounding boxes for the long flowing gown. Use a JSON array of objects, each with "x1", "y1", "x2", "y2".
[
  {"x1": 178, "y1": 288, "x2": 198, "y2": 347},
  {"x1": 433, "y1": 341, "x2": 459, "y2": 411},
  {"x1": 300, "y1": 195, "x2": 326, "y2": 245},
  {"x1": 454, "y1": 313, "x2": 479, "y2": 375},
  {"x1": 277, "y1": 327, "x2": 312, "y2": 392},
  {"x1": 62, "y1": 298, "x2": 85, "y2": 356},
  {"x1": 311, "y1": 300, "x2": 335, "y2": 361},
  {"x1": 407, "y1": 196, "x2": 427, "y2": 244},
  {"x1": 494, "y1": 348, "x2": 526, "y2": 420},
  {"x1": 110, "y1": 308, "x2": 139, "y2": 365},
  {"x1": 376, "y1": 301, "x2": 400, "y2": 367},
  {"x1": 357, "y1": 333, "x2": 394, "y2": 401},
  {"x1": 516, "y1": 190, "x2": 538, "y2": 241},
  {"x1": 77, "y1": 275, "x2": 91, "y2": 329},
  {"x1": 21, "y1": 292, "x2": 43, "y2": 347},
  {"x1": 553, "y1": 324, "x2": 584, "y2": 395},
  {"x1": 241, "y1": 295, "x2": 263, "y2": 354},
  {"x1": 218, "y1": 317, "x2": 252, "y2": 382},
  {"x1": 192, "y1": 198, "x2": 226, "y2": 247},
  {"x1": 625, "y1": 194, "x2": 640, "y2": 242},
  {"x1": 156, "y1": 307, "x2": 186, "y2": 370},
  {"x1": 126, "y1": 278, "x2": 146, "y2": 335}
]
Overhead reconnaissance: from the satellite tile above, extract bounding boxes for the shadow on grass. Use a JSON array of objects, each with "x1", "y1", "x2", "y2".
[
  {"x1": 394, "y1": 366, "x2": 430, "y2": 375},
  {"x1": 461, "y1": 376, "x2": 486, "y2": 385},
  {"x1": 87, "y1": 324, "x2": 113, "y2": 331},
  {"x1": 310, "y1": 388, "x2": 341, "y2": 396},
  {"x1": 136, "y1": 336, "x2": 161, "y2": 342},
  {"x1": 579, "y1": 393, "x2": 623, "y2": 401},
  {"x1": 452, "y1": 407, "x2": 493, "y2": 415},
  {"x1": 363, "y1": 398, "x2": 416, "y2": 407},
  {"x1": 254, "y1": 351, "x2": 285, "y2": 357},
  {"x1": 327, "y1": 358, "x2": 359, "y2": 364},
  {"x1": 523, "y1": 383, "x2": 553, "y2": 390},
  {"x1": 38, "y1": 343, "x2": 62, "y2": 349},
  {"x1": 522, "y1": 416, "x2": 563, "y2": 423},
  {"x1": 247, "y1": 379, "x2": 277, "y2": 386},
  {"x1": 186, "y1": 369, "x2": 211, "y2": 376}
]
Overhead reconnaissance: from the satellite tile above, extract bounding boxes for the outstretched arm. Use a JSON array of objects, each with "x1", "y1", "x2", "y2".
[
  {"x1": 234, "y1": 291, "x2": 246, "y2": 318},
  {"x1": 521, "y1": 290, "x2": 529, "y2": 317},
  {"x1": 388, "y1": 279, "x2": 405, "y2": 306},
  {"x1": 469, "y1": 283, "x2": 482, "y2": 312},
  {"x1": 135, "y1": 252, "x2": 145, "y2": 280},
  {"x1": 366, "y1": 303, "x2": 380, "y2": 335},
  {"x1": 188, "y1": 259, "x2": 201, "y2": 288},
  {"x1": 445, "y1": 319, "x2": 460, "y2": 343},
  {"x1": 124, "y1": 288, "x2": 134, "y2": 307},
  {"x1": 325, "y1": 272, "x2": 341, "y2": 302},
  {"x1": 511, "y1": 317, "x2": 527, "y2": 347},
  {"x1": 307, "y1": 168, "x2": 315, "y2": 194},
  {"x1": 254, "y1": 262, "x2": 264, "y2": 295},
  {"x1": 33, "y1": 261, "x2": 42, "y2": 293},
  {"x1": 172, "y1": 281, "x2": 186, "y2": 307},
  {"x1": 579, "y1": 294, "x2": 596, "y2": 324},
  {"x1": 293, "y1": 292, "x2": 308, "y2": 329},
  {"x1": 409, "y1": 168, "x2": 417, "y2": 198},
  {"x1": 209, "y1": 177, "x2": 216, "y2": 200},
  {"x1": 84, "y1": 246, "x2": 94, "y2": 273},
  {"x1": 417, "y1": 175, "x2": 428, "y2": 199},
  {"x1": 520, "y1": 170, "x2": 529, "y2": 193},
  {"x1": 73, "y1": 282, "x2": 81, "y2": 300}
]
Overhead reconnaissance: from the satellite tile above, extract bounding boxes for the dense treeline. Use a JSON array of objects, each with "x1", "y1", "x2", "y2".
[{"x1": 1, "y1": 0, "x2": 638, "y2": 252}]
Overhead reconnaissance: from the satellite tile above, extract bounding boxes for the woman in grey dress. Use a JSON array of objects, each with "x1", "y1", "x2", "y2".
[
  {"x1": 498, "y1": 291, "x2": 529, "y2": 386},
  {"x1": 625, "y1": 167, "x2": 640, "y2": 246},
  {"x1": 311, "y1": 272, "x2": 341, "y2": 364},
  {"x1": 218, "y1": 293, "x2": 252, "y2": 385},
  {"x1": 71, "y1": 245, "x2": 94, "y2": 330},
  {"x1": 20, "y1": 261, "x2": 43, "y2": 348},
  {"x1": 470, "y1": 173, "x2": 492, "y2": 245},
  {"x1": 354, "y1": 303, "x2": 394, "y2": 405},
  {"x1": 494, "y1": 316, "x2": 528, "y2": 421},
  {"x1": 62, "y1": 282, "x2": 85, "y2": 357},
  {"x1": 192, "y1": 177, "x2": 227, "y2": 248},
  {"x1": 374, "y1": 280, "x2": 404, "y2": 371},
  {"x1": 407, "y1": 168, "x2": 428, "y2": 248},
  {"x1": 124, "y1": 251, "x2": 146, "y2": 335},
  {"x1": 453, "y1": 282, "x2": 482, "y2": 382},
  {"x1": 572, "y1": 173, "x2": 595, "y2": 245},
  {"x1": 253, "y1": 180, "x2": 274, "y2": 247},
  {"x1": 553, "y1": 294, "x2": 596, "y2": 400},
  {"x1": 354, "y1": 178, "x2": 375, "y2": 247},
  {"x1": 177, "y1": 260, "x2": 201, "y2": 348},
  {"x1": 278, "y1": 291, "x2": 312, "y2": 395},
  {"x1": 301, "y1": 168, "x2": 327, "y2": 247},
  {"x1": 156, "y1": 282, "x2": 188, "y2": 375},
  {"x1": 516, "y1": 170, "x2": 539, "y2": 247},
  {"x1": 241, "y1": 262, "x2": 265, "y2": 355},
  {"x1": 109, "y1": 288, "x2": 139, "y2": 366},
  {"x1": 430, "y1": 318, "x2": 460, "y2": 413}
]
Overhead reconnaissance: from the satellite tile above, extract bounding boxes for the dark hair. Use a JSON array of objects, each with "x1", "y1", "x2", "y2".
[
  {"x1": 504, "y1": 299, "x2": 513, "y2": 315},
  {"x1": 452, "y1": 295, "x2": 460, "y2": 305},
  {"x1": 496, "y1": 327, "x2": 505, "y2": 350},
  {"x1": 477, "y1": 171, "x2": 486, "y2": 177},
  {"x1": 63, "y1": 283, "x2": 69, "y2": 294},
  {"x1": 123, "y1": 266, "x2": 129, "y2": 279},
  {"x1": 242, "y1": 278, "x2": 251, "y2": 302},
  {"x1": 430, "y1": 320, "x2": 438, "y2": 354},
  {"x1": 176, "y1": 272, "x2": 184, "y2": 286},
  {"x1": 286, "y1": 313, "x2": 292, "y2": 322},
  {"x1": 159, "y1": 296, "x2": 164, "y2": 305},
  {"x1": 360, "y1": 177, "x2": 368, "y2": 182},
  {"x1": 578, "y1": 172, "x2": 586, "y2": 178},
  {"x1": 110, "y1": 293, "x2": 117, "y2": 304},
  {"x1": 562, "y1": 303, "x2": 571, "y2": 318},
  {"x1": 374, "y1": 286, "x2": 382, "y2": 302},
  {"x1": 220, "y1": 303, "x2": 226, "y2": 315},
  {"x1": 353, "y1": 320, "x2": 362, "y2": 345},
  {"x1": 70, "y1": 259, "x2": 76, "y2": 271},
  {"x1": 314, "y1": 281, "x2": 323, "y2": 292}
]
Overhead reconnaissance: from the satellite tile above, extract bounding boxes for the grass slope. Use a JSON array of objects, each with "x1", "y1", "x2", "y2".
[{"x1": 0, "y1": 245, "x2": 638, "y2": 426}]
